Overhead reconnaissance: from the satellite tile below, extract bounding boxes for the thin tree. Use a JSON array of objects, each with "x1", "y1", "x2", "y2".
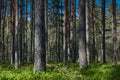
[
  {"x1": 112, "y1": 0, "x2": 117, "y2": 64},
  {"x1": 1, "y1": 0, "x2": 5, "y2": 61},
  {"x1": 10, "y1": 0, "x2": 15, "y2": 64},
  {"x1": 70, "y1": 0, "x2": 76, "y2": 62},
  {"x1": 60, "y1": 0, "x2": 63, "y2": 62},
  {"x1": 0, "y1": 0, "x2": 1, "y2": 60},
  {"x1": 57, "y1": 0, "x2": 61, "y2": 62},
  {"x1": 26, "y1": 0, "x2": 28, "y2": 62},
  {"x1": 56, "y1": 0, "x2": 60, "y2": 62},
  {"x1": 44, "y1": 0, "x2": 48, "y2": 63},
  {"x1": 78, "y1": 0, "x2": 87, "y2": 68},
  {"x1": 30, "y1": 0, "x2": 35, "y2": 62},
  {"x1": 63, "y1": 0, "x2": 68, "y2": 66},
  {"x1": 101, "y1": 0, "x2": 106, "y2": 63},
  {"x1": 20, "y1": 0, "x2": 24, "y2": 64},
  {"x1": 67, "y1": 0, "x2": 71, "y2": 62},
  {"x1": 15, "y1": 0, "x2": 18, "y2": 69},
  {"x1": 86, "y1": 0, "x2": 90, "y2": 65},
  {"x1": 92, "y1": 0, "x2": 98, "y2": 63},
  {"x1": 73, "y1": 0, "x2": 76, "y2": 62},
  {"x1": 6, "y1": 0, "x2": 9, "y2": 61},
  {"x1": 34, "y1": 0, "x2": 46, "y2": 72}
]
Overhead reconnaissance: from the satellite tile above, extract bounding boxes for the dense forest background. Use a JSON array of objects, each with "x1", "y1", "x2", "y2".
[{"x1": 0, "y1": 0, "x2": 120, "y2": 79}]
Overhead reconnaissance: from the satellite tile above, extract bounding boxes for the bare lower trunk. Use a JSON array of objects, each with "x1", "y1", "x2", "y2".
[
  {"x1": 101, "y1": 0, "x2": 106, "y2": 63},
  {"x1": 44, "y1": 0, "x2": 48, "y2": 63},
  {"x1": 0, "y1": 0, "x2": 1, "y2": 60},
  {"x1": 112, "y1": 0, "x2": 117, "y2": 64},
  {"x1": 63, "y1": 0, "x2": 68, "y2": 66},
  {"x1": 86, "y1": 0, "x2": 90, "y2": 65},
  {"x1": 92, "y1": 0, "x2": 98, "y2": 63},
  {"x1": 15, "y1": 0, "x2": 18, "y2": 69},
  {"x1": 78, "y1": 0, "x2": 87, "y2": 68},
  {"x1": 34, "y1": 0, "x2": 46, "y2": 72}
]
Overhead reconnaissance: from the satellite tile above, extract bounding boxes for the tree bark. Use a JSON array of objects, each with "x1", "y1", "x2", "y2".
[
  {"x1": 26, "y1": 0, "x2": 29, "y2": 62},
  {"x1": 10, "y1": 0, "x2": 15, "y2": 64},
  {"x1": 15, "y1": 0, "x2": 18, "y2": 69},
  {"x1": 0, "y1": 0, "x2": 1, "y2": 60},
  {"x1": 78, "y1": 0, "x2": 87, "y2": 68},
  {"x1": 30, "y1": 0, "x2": 35, "y2": 63},
  {"x1": 86, "y1": 0, "x2": 90, "y2": 65},
  {"x1": 1, "y1": 0, "x2": 5, "y2": 61},
  {"x1": 63, "y1": 0, "x2": 68, "y2": 66},
  {"x1": 101, "y1": 0, "x2": 106, "y2": 63},
  {"x1": 20, "y1": 0, "x2": 23, "y2": 64},
  {"x1": 34, "y1": 0, "x2": 46, "y2": 72},
  {"x1": 44, "y1": 0, "x2": 48, "y2": 63},
  {"x1": 70, "y1": 0, "x2": 76, "y2": 62},
  {"x1": 112, "y1": 0, "x2": 117, "y2": 64},
  {"x1": 92, "y1": 0, "x2": 98, "y2": 63}
]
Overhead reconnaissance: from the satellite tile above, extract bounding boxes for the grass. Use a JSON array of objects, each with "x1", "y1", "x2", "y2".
[{"x1": 0, "y1": 62, "x2": 120, "y2": 80}]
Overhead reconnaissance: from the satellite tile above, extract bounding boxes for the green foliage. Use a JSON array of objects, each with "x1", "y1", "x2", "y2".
[{"x1": 0, "y1": 62, "x2": 120, "y2": 80}]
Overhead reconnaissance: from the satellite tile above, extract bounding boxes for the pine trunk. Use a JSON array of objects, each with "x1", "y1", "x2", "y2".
[
  {"x1": 101, "y1": 0, "x2": 106, "y2": 63},
  {"x1": 112, "y1": 0, "x2": 117, "y2": 64},
  {"x1": 15, "y1": 0, "x2": 18, "y2": 69},
  {"x1": 63, "y1": 0, "x2": 68, "y2": 66},
  {"x1": 78, "y1": 0, "x2": 87, "y2": 68},
  {"x1": 34, "y1": 0, "x2": 46, "y2": 72}
]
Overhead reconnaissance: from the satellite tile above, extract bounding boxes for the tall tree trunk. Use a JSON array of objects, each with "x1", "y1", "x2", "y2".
[
  {"x1": 1, "y1": 0, "x2": 5, "y2": 61},
  {"x1": 44, "y1": 0, "x2": 48, "y2": 63},
  {"x1": 61, "y1": 0, "x2": 63, "y2": 62},
  {"x1": 34, "y1": 0, "x2": 46, "y2": 72},
  {"x1": 15, "y1": 0, "x2": 18, "y2": 69},
  {"x1": 6, "y1": 0, "x2": 9, "y2": 61},
  {"x1": 112, "y1": 0, "x2": 117, "y2": 64},
  {"x1": 78, "y1": 0, "x2": 87, "y2": 68},
  {"x1": 58, "y1": 0, "x2": 61, "y2": 62},
  {"x1": 0, "y1": 0, "x2": 1, "y2": 60},
  {"x1": 73, "y1": 0, "x2": 76, "y2": 62},
  {"x1": 30, "y1": 0, "x2": 35, "y2": 63},
  {"x1": 67, "y1": 0, "x2": 72, "y2": 62},
  {"x1": 20, "y1": 0, "x2": 23, "y2": 64},
  {"x1": 26, "y1": 0, "x2": 29, "y2": 62},
  {"x1": 56, "y1": 0, "x2": 60, "y2": 62},
  {"x1": 101, "y1": 0, "x2": 106, "y2": 63},
  {"x1": 86, "y1": 0, "x2": 90, "y2": 65},
  {"x1": 55, "y1": 0, "x2": 58, "y2": 62},
  {"x1": 23, "y1": 1, "x2": 25, "y2": 63},
  {"x1": 10, "y1": 0, "x2": 15, "y2": 64},
  {"x1": 70, "y1": 0, "x2": 76, "y2": 62},
  {"x1": 63, "y1": 0, "x2": 68, "y2": 66},
  {"x1": 92, "y1": 0, "x2": 98, "y2": 63},
  {"x1": 30, "y1": 0, "x2": 33, "y2": 62}
]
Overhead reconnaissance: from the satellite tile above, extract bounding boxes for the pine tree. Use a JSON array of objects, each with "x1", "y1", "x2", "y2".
[
  {"x1": 112, "y1": 0, "x2": 117, "y2": 64},
  {"x1": 101, "y1": 0, "x2": 106, "y2": 63},
  {"x1": 15, "y1": 0, "x2": 18, "y2": 69},
  {"x1": 78, "y1": 0, "x2": 87, "y2": 68},
  {"x1": 34, "y1": 0, "x2": 46, "y2": 72}
]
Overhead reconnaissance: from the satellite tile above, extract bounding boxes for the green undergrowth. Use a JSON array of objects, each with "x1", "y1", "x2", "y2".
[{"x1": 0, "y1": 62, "x2": 120, "y2": 80}]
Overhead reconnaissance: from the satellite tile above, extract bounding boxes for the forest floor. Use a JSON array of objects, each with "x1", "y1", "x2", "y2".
[{"x1": 0, "y1": 62, "x2": 120, "y2": 80}]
